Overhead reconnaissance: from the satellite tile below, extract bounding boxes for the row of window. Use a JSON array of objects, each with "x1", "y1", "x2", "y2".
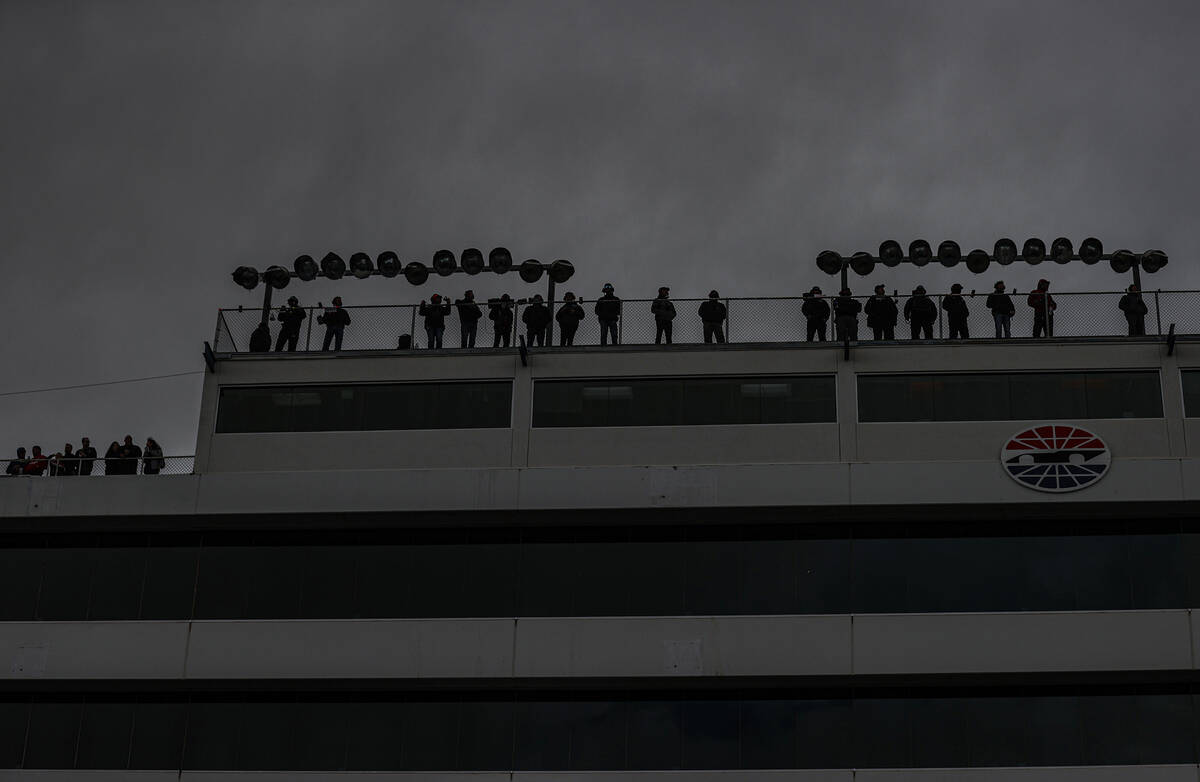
[
  {"x1": 2, "y1": 526, "x2": 1196, "y2": 620},
  {"x1": 0, "y1": 689, "x2": 1193, "y2": 770},
  {"x1": 213, "y1": 370, "x2": 1171, "y2": 433}
]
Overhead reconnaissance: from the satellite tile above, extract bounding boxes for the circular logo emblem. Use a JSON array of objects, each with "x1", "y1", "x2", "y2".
[{"x1": 1001, "y1": 425, "x2": 1111, "y2": 493}]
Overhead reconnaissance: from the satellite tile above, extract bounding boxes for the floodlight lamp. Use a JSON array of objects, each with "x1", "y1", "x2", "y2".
[
  {"x1": 849, "y1": 252, "x2": 875, "y2": 276},
  {"x1": 1022, "y1": 238, "x2": 1046, "y2": 264},
  {"x1": 994, "y1": 238, "x2": 1018, "y2": 265},
  {"x1": 263, "y1": 265, "x2": 291, "y2": 289},
  {"x1": 377, "y1": 251, "x2": 401, "y2": 278},
  {"x1": 321, "y1": 252, "x2": 346, "y2": 280},
  {"x1": 1050, "y1": 237, "x2": 1074, "y2": 264},
  {"x1": 232, "y1": 266, "x2": 260, "y2": 290},
  {"x1": 879, "y1": 240, "x2": 903, "y2": 267},
  {"x1": 460, "y1": 248, "x2": 485, "y2": 275},
  {"x1": 489, "y1": 247, "x2": 513, "y2": 274},
  {"x1": 909, "y1": 240, "x2": 932, "y2": 266},
  {"x1": 432, "y1": 249, "x2": 456, "y2": 277},
  {"x1": 1078, "y1": 237, "x2": 1103, "y2": 264},
  {"x1": 404, "y1": 261, "x2": 429, "y2": 285},
  {"x1": 816, "y1": 250, "x2": 843, "y2": 275},
  {"x1": 293, "y1": 255, "x2": 319, "y2": 281},
  {"x1": 1109, "y1": 249, "x2": 1135, "y2": 273},
  {"x1": 349, "y1": 252, "x2": 374, "y2": 279},
  {"x1": 966, "y1": 249, "x2": 990, "y2": 274},
  {"x1": 519, "y1": 259, "x2": 544, "y2": 283},
  {"x1": 937, "y1": 240, "x2": 961, "y2": 267},
  {"x1": 548, "y1": 259, "x2": 575, "y2": 283},
  {"x1": 1141, "y1": 250, "x2": 1168, "y2": 273}
]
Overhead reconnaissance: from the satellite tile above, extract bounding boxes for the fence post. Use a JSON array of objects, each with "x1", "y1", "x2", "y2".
[
  {"x1": 1155, "y1": 290, "x2": 1163, "y2": 336},
  {"x1": 409, "y1": 306, "x2": 417, "y2": 348},
  {"x1": 725, "y1": 299, "x2": 732, "y2": 343},
  {"x1": 305, "y1": 308, "x2": 314, "y2": 351},
  {"x1": 937, "y1": 296, "x2": 944, "y2": 339}
]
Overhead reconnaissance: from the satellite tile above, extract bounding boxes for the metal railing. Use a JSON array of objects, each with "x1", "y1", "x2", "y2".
[
  {"x1": 213, "y1": 290, "x2": 1187, "y2": 353},
  {"x1": 2, "y1": 455, "x2": 194, "y2": 477}
]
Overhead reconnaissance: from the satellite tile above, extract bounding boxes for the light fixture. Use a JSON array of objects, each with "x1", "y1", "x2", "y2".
[
  {"x1": 1050, "y1": 237, "x2": 1074, "y2": 264},
  {"x1": 548, "y1": 259, "x2": 575, "y2": 283},
  {"x1": 937, "y1": 240, "x2": 961, "y2": 266},
  {"x1": 1141, "y1": 250, "x2": 1168, "y2": 273},
  {"x1": 816, "y1": 250, "x2": 843, "y2": 275},
  {"x1": 349, "y1": 252, "x2": 374, "y2": 279},
  {"x1": 966, "y1": 249, "x2": 990, "y2": 274},
  {"x1": 1109, "y1": 249, "x2": 1136, "y2": 273},
  {"x1": 404, "y1": 261, "x2": 429, "y2": 285},
  {"x1": 263, "y1": 265, "x2": 290, "y2": 289},
  {"x1": 1022, "y1": 238, "x2": 1045, "y2": 264},
  {"x1": 489, "y1": 247, "x2": 513, "y2": 274},
  {"x1": 879, "y1": 240, "x2": 903, "y2": 267},
  {"x1": 909, "y1": 240, "x2": 932, "y2": 266},
  {"x1": 994, "y1": 238, "x2": 1018, "y2": 265},
  {"x1": 432, "y1": 249, "x2": 456, "y2": 277},
  {"x1": 293, "y1": 255, "x2": 319, "y2": 281},
  {"x1": 1078, "y1": 237, "x2": 1103, "y2": 264},
  {"x1": 849, "y1": 252, "x2": 875, "y2": 276},
  {"x1": 519, "y1": 258, "x2": 544, "y2": 283},
  {"x1": 377, "y1": 251, "x2": 401, "y2": 278},
  {"x1": 232, "y1": 266, "x2": 260, "y2": 290},
  {"x1": 321, "y1": 252, "x2": 346, "y2": 280},
  {"x1": 461, "y1": 248, "x2": 484, "y2": 275}
]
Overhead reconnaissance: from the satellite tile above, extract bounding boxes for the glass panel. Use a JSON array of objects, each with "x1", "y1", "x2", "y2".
[
  {"x1": 0, "y1": 700, "x2": 29, "y2": 769},
  {"x1": 458, "y1": 700, "x2": 514, "y2": 771},
  {"x1": 1024, "y1": 696, "x2": 1082, "y2": 766},
  {"x1": 342, "y1": 701, "x2": 403, "y2": 770},
  {"x1": 140, "y1": 546, "x2": 197, "y2": 619},
  {"x1": 742, "y1": 539, "x2": 797, "y2": 614},
  {"x1": 625, "y1": 535, "x2": 686, "y2": 615},
  {"x1": 681, "y1": 700, "x2": 739, "y2": 769},
  {"x1": 36, "y1": 549, "x2": 92, "y2": 621},
  {"x1": 514, "y1": 701, "x2": 571, "y2": 770},
  {"x1": 741, "y1": 700, "x2": 795, "y2": 768},
  {"x1": 1183, "y1": 370, "x2": 1200, "y2": 416},
  {"x1": 795, "y1": 699, "x2": 852, "y2": 768},
  {"x1": 238, "y1": 701, "x2": 293, "y2": 770},
  {"x1": 1080, "y1": 693, "x2": 1139, "y2": 765},
  {"x1": 683, "y1": 378, "x2": 745, "y2": 425},
  {"x1": 519, "y1": 541, "x2": 577, "y2": 616},
  {"x1": 215, "y1": 387, "x2": 292, "y2": 433},
  {"x1": 0, "y1": 548, "x2": 42, "y2": 620},
  {"x1": 354, "y1": 545, "x2": 410, "y2": 619},
  {"x1": 966, "y1": 696, "x2": 1027, "y2": 767},
  {"x1": 1086, "y1": 371, "x2": 1162, "y2": 418},
  {"x1": 403, "y1": 701, "x2": 459, "y2": 770},
  {"x1": 685, "y1": 540, "x2": 742, "y2": 615},
  {"x1": 360, "y1": 384, "x2": 429, "y2": 430},
  {"x1": 291, "y1": 700, "x2": 349, "y2": 770},
  {"x1": 1010, "y1": 372, "x2": 1088, "y2": 420},
  {"x1": 129, "y1": 701, "x2": 187, "y2": 769},
  {"x1": 854, "y1": 698, "x2": 909, "y2": 767},
  {"x1": 1136, "y1": 694, "x2": 1195, "y2": 763},
  {"x1": 299, "y1": 546, "x2": 357, "y2": 619},
  {"x1": 796, "y1": 539, "x2": 851, "y2": 614},
  {"x1": 568, "y1": 701, "x2": 626, "y2": 770},
  {"x1": 182, "y1": 700, "x2": 241, "y2": 769},
  {"x1": 193, "y1": 545, "x2": 249, "y2": 619},
  {"x1": 23, "y1": 701, "x2": 82, "y2": 769},
  {"x1": 438, "y1": 382, "x2": 513, "y2": 429},
  {"x1": 87, "y1": 548, "x2": 145, "y2": 620},
  {"x1": 934, "y1": 374, "x2": 1011, "y2": 421},
  {"x1": 858, "y1": 375, "x2": 934, "y2": 422},
  {"x1": 627, "y1": 700, "x2": 681, "y2": 769},
  {"x1": 910, "y1": 697, "x2": 968, "y2": 768},
  {"x1": 244, "y1": 547, "x2": 302, "y2": 619},
  {"x1": 290, "y1": 385, "x2": 361, "y2": 432},
  {"x1": 75, "y1": 701, "x2": 133, "y2": 769}
]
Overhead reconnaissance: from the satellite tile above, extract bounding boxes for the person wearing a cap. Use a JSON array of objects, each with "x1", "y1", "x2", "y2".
[
  {"x1": 698, "y1": 290, "x2": 727, "y2": 344},
  {"x1": 274, "y1": 295, "x2": 306, "y2": 352},
  {"x1": 1028, "y1": 278, "x2": 1056, "y2": 338},
  {"x1": 555, "y1": 292, "x2": 585, "y2": 345},
  {"x1": 419, "y1": 293, "x2": 452, "y2": 349},
  {"x1": 864, "y1": 284, "x2": 898, "y2": 341},
  {"x1": 455, "y1": 290, "x2": 483, "y2": 348},
  {"x1": 904, "y1": 285, "x2": 936, "y2": 340},
  {"x1": 985, "y1": 281, "x2": 1015, "y2": 338},
  {"x1": 1119, "y1": 283, "x2": 1148, "y2": 336},
  {"x1": 595, "y1": 283, "x2": 622, "y2": 345},
  {"x1": 651, "y1": 286, "x2": 677, "y2": 344},
  {"x1": 833, "y1": 288, "x2": 862, "y2": 342},
  {"x1": 942, "y1": 283, "x2": 970, "y2": 340},
  {"x1": 801, "y1": 286, "x2": 830, "y2": 342},
  {"x1": 489, "y1": 294, "x2": 515, "y2": 347},
  {"x1": 318, "y1": 296, "x2": 351, "y2": 351},
  {"x1": 522, "y1": 294, "x2": 552, "y2": 346}
]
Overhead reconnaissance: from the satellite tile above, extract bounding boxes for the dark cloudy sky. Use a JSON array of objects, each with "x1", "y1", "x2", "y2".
[{"x1": 2, "y1": 0, "x2": 1198, "y2": 455}]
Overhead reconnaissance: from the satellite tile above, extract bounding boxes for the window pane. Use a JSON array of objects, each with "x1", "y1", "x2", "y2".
[
  {"x1": 299, "y1": 546, "x2": 357, "y2": 619},
  {"x1": 458, "y1": 700, "x2": 513, "y2": 771},
  {"x1": 238, "y1": 701, "x2": 293, "y2": 770},
  {"x1": 75, "y1": 701, "x2": 132, "y2": 769},
  {"x1": 140, "y1": 546, "x2": 197, "y2": 619},
  {"x1": 742, "y1": 539, "x2": 797, "y2": 614},
  {"x1": 1010, "y1": 373, "x2": 1088, "y2": 420},
  {"x1": 1183, "y1": 370, "x2": 1200, "y2": 416},
  {"x1": 291, "y1": 386, "x2": 361, "y2": 432},
  {"x1": 910, "y1": 697, "x2": 968, "y2": 768},
  {"x1": 0, "y1": 548, "x2": 42, "y2": 620},
  {"x1": 568, "y1": 701, "x2": 626, "y2": 770},
  {"x1": 36, "y1": 549, "x2": 92, "y2": 620},
  {"x1": 193, "y1": 546, "x2": 249, "y2": 619},
  {"x1": 182, "y1": 700, "x2": 242, "y2": 769},
  {"x1": 858, "y1": 375, "x2": 934, "y2": 422},
  {"x1": 683, "y1": 379, "x2": 744, "y2": 425},
  {"x1": 0, "y1": 700, "x2": 29, "y2": 769},
  {"x1": 854, "y1": 698, "x2": 909, "y2": 767},
  {"x1": 1136, "y1": 694, "x2": 1194, "y2": 763},
  {"x1": 87, "y1": 548, "x2": 145, "y2": 620},
  {"x1": 129, "y1": 701, "x2": 187, "y2": 769},
  {"x1": 291, "y1": 700, "x2": 349, "y2": 770},
  {"x1": 354, "y1": 546, "x2": 410, "y2": 619},
  {"x1": 514, "y1": 701, "x2": 571, "y2": 770},
  {"x1": 625, "y1": 536, "x2": 686, "y2": 615},
  {"x1": 796, "y1": 699, "x2": 851, "y2": 768},
  {"x1": 436, "y1": 382, "x2": 513, "y2": 429},
  {"x1": 966, "y1": 696, "x2": 1027, "y2": 767},
  {"x1": 934, "y1": 375, "x2": 1010, "y2": 421},
  {"x1": 681, "y1": 700, "x2": 739, "y2": 769},
  {"x1": 797, "y1": 539, "x2": 851, "y2": 614},
  {"x1": 627, "y1": 701, "x2": 681, "y2": 769},
  {"x1": 403, "y1": 701, "x2": 459, "y2": 770},
  {"x1": 23, "y1": 701, "x2": 82, "y2": 769},
  {"x1": 215, "y1": 387, "x2": 292, "y2": 433},
  {"x1": 741, "y1": 700, "x2": 795, "y2": 768},
  {"x1": 1086, "y1": 372, "x2": 1162, "y2": 418},
  {"x1": 685, "y1": 540, "x2": 742, "y2": 615},
  {"x1": 343, "y1": 701, "x2": 403, "y2": 770},
  {"x1": 1025, "y1": 696, "x2": 1081, "y2": 766},
  {"x1": 244, "y1": 547, "x2": 302, "y2": 619},
  {"x1": 360, "y1": 384, "x2": 429, "y2": 430}
]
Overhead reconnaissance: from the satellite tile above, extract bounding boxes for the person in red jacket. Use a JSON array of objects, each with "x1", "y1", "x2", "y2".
[
  {"x1": 23, "y1": 446, "x2": 48, "y2": 476},
  {"x1": 1028, "y1": 279, "x2": 1056, "y2": 338}
]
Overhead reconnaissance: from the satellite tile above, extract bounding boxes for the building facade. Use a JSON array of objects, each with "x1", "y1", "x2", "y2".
[{"x1": 3, "y1": 336, "x2": 1200, "y2": 780}]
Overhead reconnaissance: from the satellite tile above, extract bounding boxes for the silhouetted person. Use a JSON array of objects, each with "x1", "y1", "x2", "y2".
[
  {"x1": 864, "y1": 284, "x2": 897, "y2": 340},
  {"x1": 248, "y1": 322, "x2": 271, "y2": 352},
  {"x1": 118, "y1": 435, "x2": 142, "y2": 475},
  {"x1": 1028, "y1": 279, "x2": 1055, "y2": 338},
  {"x1": 103, "y1": 441, "x2": 120, "y2": 475},
  {"x1": 522, "y1": 294, "x2": 551, "y2": 346},
  {"x1": 834, "y1": 288, "x2": 862, "y2": 342},
  {"x1": 986, "y1": 281, "x2": 1015, "y2": 338},
  {"x1": 489, "y1": 294, "x2": 514, "y2": 347},
  {"x1": 51, "y1": 444, "x2": 78, "y2": 476},
  {"x1": 455, "y1": 290, "x2": 482, "y2": 348},
  {"x1": 904, "y1": 285, "x2": 936, "y2": 340},
  {"x1": 419, "y1": 294, "x2": 452, "y2": 349},
  {"x1": 143, "y1": 438, "x2": 164, "y2": 475},
  {"x1": 595, "y1": 283, "x2": 621, "y2": 345},
  {"x1": 1119, "y1": 284, "x2": 1148, "y2": 336},
  {"x1": 556, "y1": 292, "x2": 584, "y2": 346},
  {"x1": 319, "y1": 296, "x2": 351, "y2": 350},
  {"x1": 802, "y1": 286, "x2": 830, "y2": 342},
  {"x1": 274, "y1": 296, "x2": 306, "y2": 351},
  {"x1": 24, "y1": 446, "x2": 48, "y2": 476},
  {"x1": 6, "y1": 447, "x2": 27, "y2": 476},
  {"x1": 943, "y1": 283, "x2": 970, "y2": 339},
  {"x1": 651, "y1": 287, "x2": 676, "y2": 344},
  {"x1": 698, "y1": 290, "x2": 727, "y2": 343},
  {"x1": 76, "y1": 437, "x2": 96, "y2": 476}
]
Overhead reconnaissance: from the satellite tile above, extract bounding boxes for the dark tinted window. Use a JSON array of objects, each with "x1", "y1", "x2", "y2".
[
  {"x1": 216, "y1": 382, "x2": 512, "y2": 432},
  {"x1": 1181, "y1": 370, "x2": 1200, "y2": 417},
  {"x1": 533, "y1": 376, "x2": 836, "y2": 427},
  {"x1": 859, "y1": 371, "x2": 1161, "y2": 422},
  {"x1": 23, "y1": 701, "x2": 81, "y2": 768},
  {"x1": 75, "y1": 701, "x2": 132, "y2": 769}
]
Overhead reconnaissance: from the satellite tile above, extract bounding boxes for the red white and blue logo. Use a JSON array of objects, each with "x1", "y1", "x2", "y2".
[{"x1": 1001, "y1": 425, "x2": 1111, "y2": 493}]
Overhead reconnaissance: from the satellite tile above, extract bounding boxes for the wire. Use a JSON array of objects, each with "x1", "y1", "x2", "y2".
[{"x1": 0, "y1": 370, "x2": 204, "y2": 398}]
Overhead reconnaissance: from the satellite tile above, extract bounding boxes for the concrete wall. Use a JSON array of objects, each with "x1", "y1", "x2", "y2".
[{"x1": 1, "y1": 611, "x2": 1192, "y2": 681}]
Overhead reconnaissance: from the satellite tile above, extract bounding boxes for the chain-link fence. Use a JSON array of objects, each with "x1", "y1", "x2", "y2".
[
  {"x1": 2, "y1": 455, "x2": 194, "y2": 477},
  {"x1": 214, "y1": 290, "x2": 1192, "y2": 353}
]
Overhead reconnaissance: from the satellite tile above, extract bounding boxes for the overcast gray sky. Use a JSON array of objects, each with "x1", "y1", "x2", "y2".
[{"x1": 2, "y1": 0, "x2": 1198, "y2": 454}]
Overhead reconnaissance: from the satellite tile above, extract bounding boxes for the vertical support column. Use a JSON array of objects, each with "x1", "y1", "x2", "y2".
[
  {"x1": 260, "y1": 285, "x2": 273, "y2": 326},
  {"x1": 546, "y1": 278, "x2": 556, "y2": 346},
  {"x1": 1154, "y1": 290, "x2": 1163, "y2": 337},
  {"x1": 304, "y1": 308, "x2": 313, "y2": 351}
]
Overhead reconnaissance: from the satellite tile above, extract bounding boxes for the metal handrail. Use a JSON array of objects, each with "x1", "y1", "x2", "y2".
[{"x1": 3, "y1": 455, "x2": 195, "y2": 477}]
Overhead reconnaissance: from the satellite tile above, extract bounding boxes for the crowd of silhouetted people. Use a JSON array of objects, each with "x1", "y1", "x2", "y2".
[
  {"x1": 244, "y1": 279, "x2": 1153, "y2": 352},
  {"x1": 5, "y1": 436, "x2": 164, "y2": 477}
]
